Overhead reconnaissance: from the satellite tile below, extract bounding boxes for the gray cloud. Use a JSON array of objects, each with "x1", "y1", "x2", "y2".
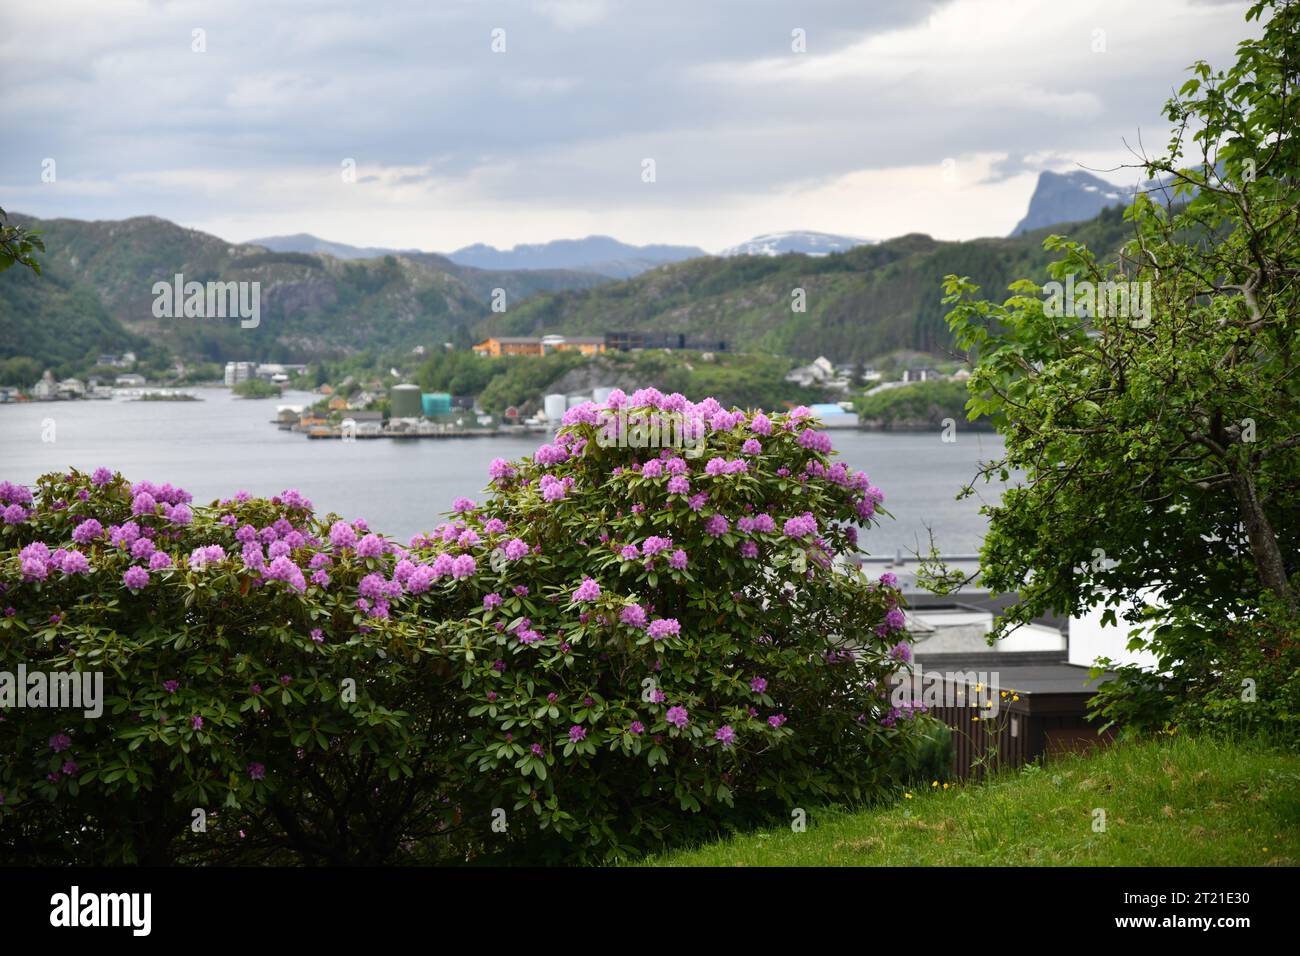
[{"x1": 0, "y1": 0, "x2": 1260, "y2": 249}]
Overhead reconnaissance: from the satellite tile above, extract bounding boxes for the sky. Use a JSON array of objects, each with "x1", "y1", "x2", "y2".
[{"x1": 0, "y1": 0, "x2": 1260, "y2": 254}]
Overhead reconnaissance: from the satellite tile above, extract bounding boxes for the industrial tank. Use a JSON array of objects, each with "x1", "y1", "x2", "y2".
[
  {"x1": 421, "y1": 392, "x2": 452, "y2": 417},
  {"x1": 390, "y1": 383, "x2": 422, "y2": 419},
  {"x1": 543, "y1": 393, "x2": 567, "y2": 423}
]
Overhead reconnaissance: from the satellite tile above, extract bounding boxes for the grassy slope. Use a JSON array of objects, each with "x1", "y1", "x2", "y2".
[{"x1": 644, "y1": 737, "x2": 1300, "y2": 866}]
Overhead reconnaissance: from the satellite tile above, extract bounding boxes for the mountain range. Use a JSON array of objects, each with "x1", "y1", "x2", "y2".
[
  {"x1": 2, "y1": 170, "x2": 1141, "y2": 374},
  {"x1": 444, "y1": 236, "x2": 705, "y2": 279},
  {"x1": 248, "y1": 231, "x2": 875, "y2": 278},
  {"x1": 475, "y1": 208, "x2": 1132, "y2": 363},
  {"x1": 1010, "y1": 170, "x2": 1133, "y2": 236},
  {"x1": 0, "y1": 214, "x2": 605, "y2": 369}
]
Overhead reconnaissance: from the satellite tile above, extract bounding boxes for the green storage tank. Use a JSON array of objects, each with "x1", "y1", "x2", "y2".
[
  {"x1": 422, "y1": 392, "x2": 452, "y2": 417},
  {"x1": 390, "y1": 383, "x2": 422, "y2": 419}
]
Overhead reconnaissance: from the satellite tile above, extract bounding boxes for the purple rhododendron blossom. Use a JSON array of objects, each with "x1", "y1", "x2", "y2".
[
  {"x1": 783, "y1": 513, "x2": 818, "y2": 539},
  {"x1": 704, "y1": 514, "x2": 730, "y2": 537},
  {"x1": 71, "y1": 519, "x2": 102, "y2": 544},
  {"x1": 328, "y1": 520, "x2": 357, "y2": 549},
  {"x1": 60, "y1": 550, "x2": 90, "y2": 576},
  {"x1": 647, "y1": 618, "x2": 680, "y2": 640}
]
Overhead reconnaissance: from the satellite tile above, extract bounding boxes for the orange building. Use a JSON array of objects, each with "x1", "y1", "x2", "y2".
[
  {"x1": 473, "y1": 336, "x2": 606, "y2": 358},
  {"x1": 473, "y1": 337, "x2": 543, "y2": 357}
]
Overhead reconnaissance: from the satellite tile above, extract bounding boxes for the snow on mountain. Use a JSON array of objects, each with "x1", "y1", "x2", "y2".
[{"x1": 719, "y1": 231, "x2": 874, "y2": 257}]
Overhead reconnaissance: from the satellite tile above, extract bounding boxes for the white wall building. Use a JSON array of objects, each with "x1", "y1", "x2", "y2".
[
  {"x1": 1068, "y1": 598, "x2": 1162, "y2": 670},
  {"x1": 224, "y1": 362, "x2": 257, "y2": 386}
]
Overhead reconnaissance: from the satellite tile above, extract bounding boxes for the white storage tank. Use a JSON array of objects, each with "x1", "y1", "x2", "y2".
[
  {"x1": 543, "y1": 393, "x2": 567, "y2": 423},
  {"x1": 592, "y1": 386, "x2": 614, "y2": 404}
]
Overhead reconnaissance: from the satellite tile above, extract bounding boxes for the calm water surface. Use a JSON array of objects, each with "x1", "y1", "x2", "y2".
[{"x1": 0, "y1": 389, "x2": 1010, "y2": 554}]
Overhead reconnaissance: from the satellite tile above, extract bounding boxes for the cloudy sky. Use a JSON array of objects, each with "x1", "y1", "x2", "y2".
[{"x1": 0, "y1": 0, "x2": 1258, "y2": 253}]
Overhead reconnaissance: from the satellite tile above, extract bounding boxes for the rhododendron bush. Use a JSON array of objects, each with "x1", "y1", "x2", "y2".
[
  {"x1": 1, "y1": 392, "x2": 920, "y2": 864},
  {"x1": 0, "y1": 472, "x2": 472, "y2": 864}
]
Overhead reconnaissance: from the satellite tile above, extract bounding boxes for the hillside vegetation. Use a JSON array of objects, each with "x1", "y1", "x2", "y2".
[
  {"x1": 1, "y1": 206, "x2": 1134, "y2": 378},
  {"x1": 0, "y1": 214, "x2": 606, "y2": 373},
  {"x1": 481, "y1": 207, "x2": 1135, "y2": 363}
]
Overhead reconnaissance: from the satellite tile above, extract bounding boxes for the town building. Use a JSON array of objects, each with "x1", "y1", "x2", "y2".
[
  {"x1": 224, "y1": 362, "x2": 257, "y2": 386},
  {"x1": 786, "y1": 356, "x2": 852, "y2": 392},
  {"x1": 603, "y1": 331, "x2": 728, "y2": 352},
  {"x1": 57, "y1": 377, "x2": 86, "y2": 398},
  {"x1": 473, "y1": 335, "x2": 607, "y2": 358},
  {"x1": 32, "y1": 371, "x2": 58, "y2": 401}
]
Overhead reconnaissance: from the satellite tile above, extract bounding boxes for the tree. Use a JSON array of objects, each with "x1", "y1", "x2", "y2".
[
  {"x1": 941, "y1": 1, "x2": 1298, "y2": 665},
  {"x1": 0, "y1": 207, "x2": 43, "y2": 274}
]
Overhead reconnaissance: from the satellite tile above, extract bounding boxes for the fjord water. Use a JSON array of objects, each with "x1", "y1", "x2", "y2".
[{"x1": 0, "y1": 388, "x2": 1009, "y2": 555}]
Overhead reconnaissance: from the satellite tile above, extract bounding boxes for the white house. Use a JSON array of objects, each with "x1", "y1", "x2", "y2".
[
  {"x1": 1068, "y1": 597, "x2": 1162, "y2": 670},
  {"x1": 32, "y1": 371, "x2": 58, "y2": 401}
]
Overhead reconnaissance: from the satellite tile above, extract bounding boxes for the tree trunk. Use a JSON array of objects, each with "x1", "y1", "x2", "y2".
[{"x1": 1230, "y1": 469, "x2": 1296, "y2": 609}]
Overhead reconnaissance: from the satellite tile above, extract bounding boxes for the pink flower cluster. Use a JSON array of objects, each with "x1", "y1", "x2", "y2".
[
  {"x1": 704, "y1": 457, "x2": 747, "y2": 476},
  {"x1": 782, "y1": 513, "x2": 818, "y2": 539},
  {"x1": 736, "y1": 513, "x2": 776, "y2": 535}
]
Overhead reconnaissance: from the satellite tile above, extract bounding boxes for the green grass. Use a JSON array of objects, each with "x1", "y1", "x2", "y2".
[{"x1": 644, "y1": 736, "x2": 1300, "y2": 866}]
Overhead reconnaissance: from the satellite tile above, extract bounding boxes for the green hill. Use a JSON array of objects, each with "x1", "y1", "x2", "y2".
[
  {"x1": 479, "y1": 206, "x2": 1134, "y2": 363},
  {"x1": 0, "y1": 214, "x2": 608, "y2": 372},
  {"x1": 1, "y1": 206, "x2": 1135, "y2": 378}
]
